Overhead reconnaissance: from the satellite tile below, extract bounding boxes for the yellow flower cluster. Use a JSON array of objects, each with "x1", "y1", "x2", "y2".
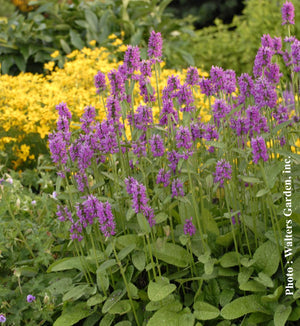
[{"x1": 0, "y1": 38, "x2": 209, "y2": 167}]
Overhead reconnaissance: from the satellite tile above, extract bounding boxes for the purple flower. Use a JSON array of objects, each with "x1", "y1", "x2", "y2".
[
  {"x1": 222, "y1": 69, "x2": 236, "y2": 94},
  {"x1": 132, "y1": 139, "x2": 147, "y2": 158},
  {"x1": 0, "y1": 314, "x2": 5, "y2": 323},
  {"x1": 171, "y1": 178, "x2": 185, "y2": 198},
  {"x1": 142, "y1": 205, "x2": 156, "y2": 227},
  {"x1": 106, "y1": 95, "x2": 122, "y2": 125},
  {"x1": 261, "y1": 34, "x2": 274, "y2": 48},
  {"x1": 186, "y1": 67, "x2": 200, "y2": 86},
  {"x1": 253, "y1": 77, "x2": 277, "y2": 109},
  {"x1": 108, "y1": 69, "x2": 126, "y2": 101},
  {"x1": 237, "y1": 73, "x2": 254, "y2": 104},
  {"x1": 264, "y1": 63, "x2": 282, "y2": 84},
  {"x1": 184, "y1": 217, "x2": 196, "y2": 236},
  {"x1": 149, "y1": 134, "x2": 165, "y2": 157},
  {"x1": 199, "y1": 77, "x2": 214, "y2": 96},
  {"x1": 159, "y1": 99, "x2": 178, "y2": 126},
  {"x1": 167, "y1": 150, "x2": 180, "y2": 174},
  {"x1": 94, "y1": 71, "x2": 106, "y2": 94},
  {"x1": 253, "y1": 47, "x2": 274, "y2": 78},
  {"x1": 140, "y1": 60, "x2": 152, "y2": 78},
  {"x1": 56, "y1": 102, "x2": 72, "y2": 120},
  {"x1": 251, "y1": 136, "x2": 268, "y2": 164},
  {"x1": 48, "y1": 132, "x2": 68, "y2": 165},
  {"x1": 80, "y1": 105, "x2": 96, "y2": 133},
  {"x1": 129, "y1": 104, "x2": 153, "y2": 131},
  {"x1": 212, "y1": 99, "x2": 231, "y2": 127},
  {"x1": 175, "y1": 126, "x2": 193, "y2": 149},
  {"x1": 138, "y1": 77, "x2": 156, "y2": 103},
  {"x1": 27, "y1": 295, "x2": 36, "y2": 303},
  {"x1": 166, "y1": 75, "x2": 181, "y2": 93},
  {"x1": 191, "y1": 120, "x2": 206, "y2": 141},
  {"x1": 57, "y1": 205, "x2": 72, "y2": 222},
  {"x1": 98, "y1": 201, "x2": 116, "y2": 237},
  {"x1": 156, "y1": 168, "x2": 171, "y2": 187},
  {"x1": 282, "y1": 1, "x2": 295, "y2": 25},
  {"x1": 291, "y1": 39, "x2": 300, "y2": 72},
  {"x1": 246, "y1": 105, "x2": 269, "y2": 136},
  {"x1": 280, "y1": 136, "x2": 286, "y2": 147},
  {"x1": 213, "y1": 159, "x2": 232, "y2": 187},
  {"x1": 272, "y1": 37, "x2": 282, "y2": 52},
  {"x1": 74, "y1": 172, "x2": 89, "y2": 192},
  {"x1": 210, "y1": 66, "x2": 224, "y2": 93},
  {"x1": 176, "y1": 83, "x2": 195, "y2": 112},
  {"x1": 148, "y1": 30, "x2": 163, "y2": 63},
  {"x1": 125, "y1": 176, "x2": 139, "y2": 195},
  {"x1": 123, "y1": 45, "x2": 141, "y2": 77},
  {"x1": 70, "y1": 220, "x2": 83, "y2": 242},
  {"x1": 132, "y1": 183, "x2": 149, "y2": 213},
  {"x1": 272, "y1": 105, "x2": 289, "y2": 124}
]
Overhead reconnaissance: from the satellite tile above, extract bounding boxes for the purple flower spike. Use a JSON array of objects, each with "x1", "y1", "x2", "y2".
[
  {"x1": 56, "y1": 102, "x2": 72, "y2": 120},
  {"x1": 123, "y1": 45, "x2": 141, "y2": 77},
  {"x1": 184, "y1": 217, "x2": 196, "y2": 236},
  {"x1": 282, "y1": 1, "x2": 295, "y2": 25},
  {"x1": 291, "y1": 39, "x2": 300, "y2": 72},
  {"x1": 0, "y1": 314, "x2": 6, "y2": 323},
  {"x1": 213, "y1": 159, "x2": 232, "y2": 187},
  {"x1": 156, "y1": 168, "x2": 171, "y2": 187},
  {"x1": 94, "y1": 71, "x2": 106, "y2": 94},
  {"x1": 27, "y1": 295, "x2": 36, "y2": 303},
  {"x1": 149, "y1": 134, "x2": 165, "y2": 157},
  {"x1": 171, "y1": 178, "x2": 185, "y2": 198},
  {"x1": 186, "y1": 67, "x2": 200, "y2": 86},
  {"x1": 251, "y1": 136, "x2": 268, "y2": 164},
  {"x1": 175, "y1": 126, "x2": 193, "y2": 149},
  {"x1": 98, "y1": 202, "x2": 116, "y2": 238},
  {"x1": 148, "y1": 30, "x2": 163, "y2": 63}
]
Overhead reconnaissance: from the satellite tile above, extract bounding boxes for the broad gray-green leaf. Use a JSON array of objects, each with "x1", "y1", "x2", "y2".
[
  {"x1": 152, "y1": 240, "x2": 190, "y2": 267},
  {"x1": 102, "y1": 289, "x2": 126, "y2": 314},
  {"x1": 148, "y1": 279, "x2": 176, "y2": 302},
  {"x1": 47, "y1": 257, "x2": 86, "y2": 272},
  {"x1": 261, "y1": 286, "x2": 283, "y2": 303},
  {"x1": 147, "y1": 308, "x2": 180, "y2": 326},
  {"x1": 53, "y1": 302, "x2": 92, "y2": 326},
  {"x1": 108, "y1": 300, "x2": 131, "y2": 315},
  {"x1": 87, "y1": 293, "x2": 106, "y2": 306},
  {"x1": 132, "y1": 250, "x2": 146, "y2": 271},
  {"x1": 137, "y1": 213, "x2": 151, "y2": 233},
  {"x1": 193, "y1": 301, "x2": 220, "y2": 320},
  {"x1": 47, "y1": 278, "x2": 73, "y2": 296},
  {"x1": 118, "y1": 243, "x2": 136, "y2": 260},
  {"x1": 221, "y1": 295, "x2": 268, "y2": 320},
  {"x1": 253, "y1": 240, "x2": 280, "y2": 276},
  {"x1": 219, "y1": 289, "x2": 235, "y2": 307},
  {"x1": 70, "y1": 29, "x2": 84, "y2": 49},
  {"x1": 155, "y1": 212, "x2": 169, "y2": 224},
  {"x1": 274, "y1": 304, "x2": 292, "y2": 326},
  {"x1": 220, "y1": 252, "x2": 241, "y2": 268},
  {"x1": 63, "y1": 284, "x2": 95, "y2": 302},
  {"x1": 254, "y1": 272, "x2": 274, "y2": 288},
  {"x1": 99, "y1": 314, "x2": 115, "y2": 326}
]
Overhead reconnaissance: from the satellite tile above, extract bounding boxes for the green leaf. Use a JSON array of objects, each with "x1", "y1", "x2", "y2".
[
  {"x1": 98, "y1": 259, "x2": 117, "y2": 272},
  {"x1": 117, "y1": 234, "x2": 141, "y2": 249},
  {"x1": 265, "y1": 162, "x2": 284, "y2": 189},
  {"x1": 132, "y1": 250, "x2": 146, "y2": 271},
  {"x1": 47, "y1": 278, "x2": 73, "y2": 296},
  {"x1": 261, "y1": 286, "x2": 283, "y2": 303},
  {"x1": 147, "y1": 308, "x2": 180, "y2": 326},
  {"x1": 99, "y1": 314, "x2": 115, "y2": 326},
  {"x1": 254, "y1": 272, "x2": 274, "y2": 288},
  {"x1": 148, "y1": 279, "x2": 176, "y2": 302},
  {"x1": 87, "y1": 294, "x2": 106, "y2": 306},
  {"x1": 85, "y1": 10, "x2": 98, "y2": 33},
  {"x1": 114, "y1": 322, "x2": 132, "y2": 326},
  {"x1": 53, "y1": 302, "x2": 92, "y2": 326},
  {"x1": 108, "y1": 300, "x2": 131, "y2": 315},
  {"x1": 118, "y1": 243, "x2": 136, "y2": 260},
  {"x1": 193, "y1": 301, "x2": 220, "y2": 320},
  {"x1": 256, "y1": 188, "x2": 270, "y2": 197},
  {"x1": 70, "y1": 29, "x2": 84, "y2": 49},
  {"x1": 102, "y1": 289, "x2": 126, "y2": 314},
  {"x1": 63, "y1": 285, "x2": 95, "y2": 302},
  {"x1": 221, "y1": 295, "x2": 268, "y2": 320},
  {"x1": 137, "y1": 213, "x2": 151, "y2": 233},
  {"x1": 97, "y1": 270, "x2": 109, "y2": 293},
  {"x1": 47, "y1": 257, "x2": 85, "y2": 272},
  {"x1": 253, "y1": 240, "x2": 281, "y2": 276},
  {"x1": 152, "y1": 240, "x2": 190, "y2": 267},
  {"x1": 60, "y1": 39, "x2": 71, "y2": 54},
  {"x1": 238, "y1": 267, "x2": 254, "y2": 285},
  {"x1": 201, "y1": 208, "x2": 219, "y2": 235},
  {"x1": 274, "y1": 304, "x2": 292, "y2": 326},
  {"x1": 219, "y1": 289, "x2": 235, "y2": 307},
  {"x1": 219, "y1": 252, "x2": 241, "y2": 268},
  {"x1": 13, "y1": 54, "x2": 26, "y2": 71},
  {"x1": 155, "y1": 212, "x2": 169, "y2": 224}
]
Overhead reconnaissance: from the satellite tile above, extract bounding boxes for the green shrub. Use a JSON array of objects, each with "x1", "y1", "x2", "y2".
[
  {"x1": 191, "y1": 0, "x2": 300, "y2": 75},
  {"x1": 0, "y1": 0, "x2": 196, "y2": 75}
]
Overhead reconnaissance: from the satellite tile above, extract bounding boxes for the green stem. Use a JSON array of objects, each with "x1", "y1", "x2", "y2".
[{"x1": 113, "y1": 242, "x2": 140, "y2": 326}]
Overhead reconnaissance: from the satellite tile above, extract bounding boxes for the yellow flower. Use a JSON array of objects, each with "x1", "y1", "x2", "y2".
[
  {"x1": 50, "y1": 50, "x2": 60, "y2": 58},
  {"x1": 108, "y1": 34, "x2": 117, "y2": 40},
  {"x1": 112, "y1": 38, "x2": 123, "y2": 46},
  {"x1": 44, "y1": 61, "x2": 55, "y2": 72},
  {"x1": 117, "y1": 44, "x2": 128, "y2": 52},
  {"x1": 89, "y1": 40, "x2": 96, "y2": 46},
  {"x1": 18, "y1": 144, "x2": 30, "y2": 162}
]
